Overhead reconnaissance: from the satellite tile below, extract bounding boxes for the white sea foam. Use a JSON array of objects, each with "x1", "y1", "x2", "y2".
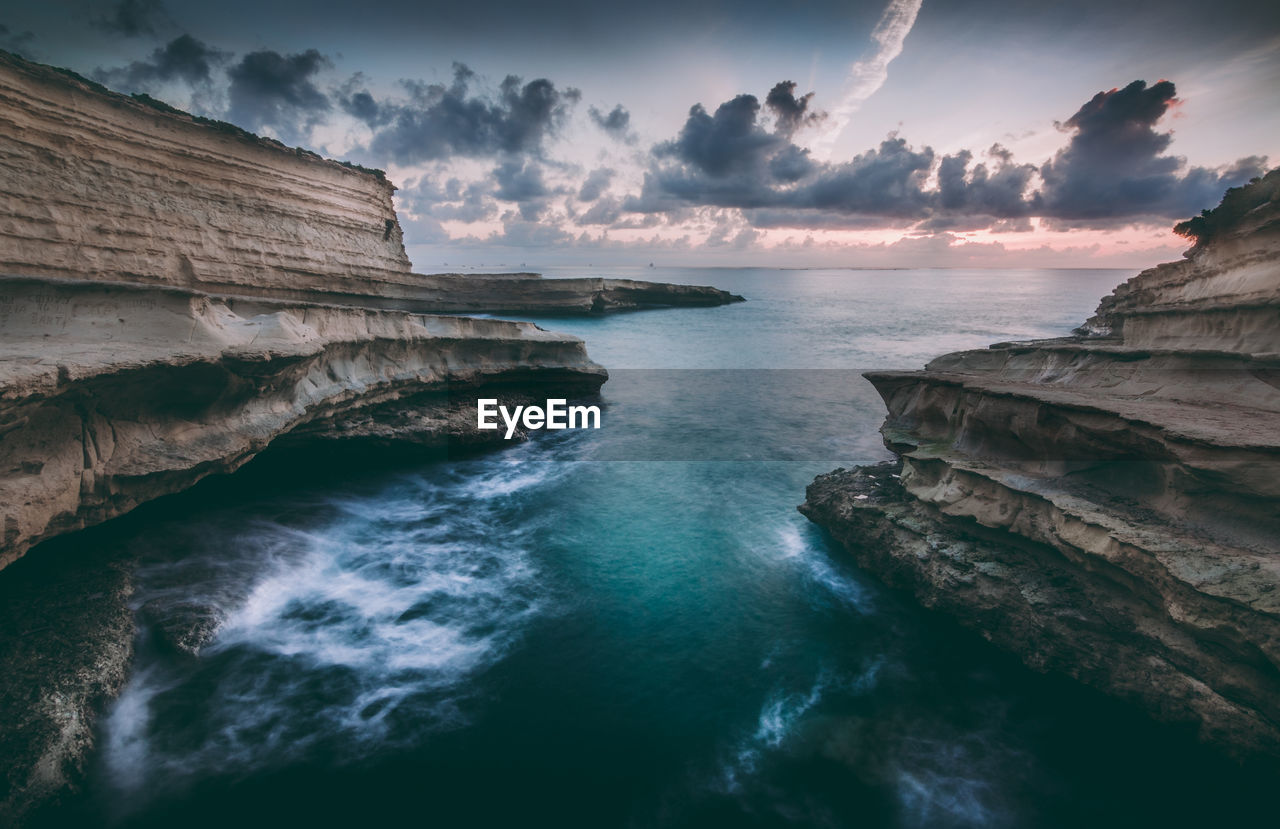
[
  {"x1": 721, "y1": 680, "x2": 826, "y2": 793},
  {"x1": 101, "y1": 455, "x2": 554, "y2": 799},
  {"x1": 889, "y1": 734, "x2": 1010, "y2": 828},
  {"x1": 775, "y1": 521, "x2": 871, "y2": 610}
]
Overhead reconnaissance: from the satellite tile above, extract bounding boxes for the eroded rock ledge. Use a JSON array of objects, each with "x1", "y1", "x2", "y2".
[
  {"x1": 0, "y1": 276, "x2": 610, "y2": 821},
  {"x1": 802, "y1": 170, "x2": 1280, "y2": 759},
  {"x1": 0, "y1": 275, "x2": 606, "y2": 571}
]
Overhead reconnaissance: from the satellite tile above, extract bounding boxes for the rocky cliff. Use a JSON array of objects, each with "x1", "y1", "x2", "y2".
[
  {"x1": 0, "y1": 275, "x2": 606, "y2": 572},
  {"x1": 0, "y1": 51, "x2": 412, "y2": 293},
  {"x1": 802, "y1": 170, "x2": 1280, "y2": 759},
  {"x1": 0, "y1": 48, "x2": 694, "y2": 819},
  {"x1": 0, "y1": 274, "x2": 605, "y2": 821},
  {"x1": 0, "y1": 50, "x2": 740, "y2": 314}
]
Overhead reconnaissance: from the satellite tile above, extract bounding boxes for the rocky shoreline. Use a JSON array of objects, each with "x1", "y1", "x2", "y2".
[
  {"x1": 0, "y1": 274, "x2": 610, "y2": 571},
  {"x1": 0, "y1": 48, "x2": 740, "y2": 821},
  {"x1": 802, "y1": 170, "x2": 1280, "y2": 760}
]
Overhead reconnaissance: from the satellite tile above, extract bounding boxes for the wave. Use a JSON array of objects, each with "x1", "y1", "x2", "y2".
[
  {"x1": 774, "y1": 520, "x2": 872, "y2": 611},
  {"x1": 99, "y1": 452, "x2": 558, "y2": 804}
]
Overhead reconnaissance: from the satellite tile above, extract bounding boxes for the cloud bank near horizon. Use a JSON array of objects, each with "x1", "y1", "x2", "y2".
[{"x1": 13, "y1": 0, "x2": 1273, "y2": 265}]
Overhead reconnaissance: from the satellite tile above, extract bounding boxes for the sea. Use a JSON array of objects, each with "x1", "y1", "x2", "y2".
[{"x1": 51, "y1": 267, "x2": 1276, "y2": 827}]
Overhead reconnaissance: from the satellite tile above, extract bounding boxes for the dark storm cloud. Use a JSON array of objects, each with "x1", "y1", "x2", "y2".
[
  {"x1": 764, "y1": 81, "x2": 824, "y2": 137},
  {"x1": 588, "y1": 104, "x2": 633, "y2": 142},
  {"x1": 367, "y1": 64, "x2": 580, "y2": 164},
  {"x1": 226, "y1": 48, "x2": 332, "y2": 139},
  {"x1": 635, "y1": 87, "x2": 935, "y2": 221},
  {"x1": 94, "y1": 34, "x2": 228, "y2": 90},
  {"x1": 493, "y1": 159, "x2": 549, "y2": 201},
  {"x1": 792, "y1": 137, "x2": 935, "y2": 215},
  {"x1": 656, "y1": 94, "x2": 785, "y2": 178},
  {"x1": 936, "y1": 145, "x2": 1037, "y2": 217},
  {"x1": 1036, "y1": 80, "x2": 1267, "y2": 225},
  {"x1": 624, "y1": 79, "x2": 1267, "y2": 232},
  {"x1": 336, "y1": 74, "x2": 389, "y2": 128},
  {"x1": 93, "y1": 0, "x2": 168, "y2": 38},
  {"x1": 400, "y1": 177, "x2": 498, "y2": 224}
]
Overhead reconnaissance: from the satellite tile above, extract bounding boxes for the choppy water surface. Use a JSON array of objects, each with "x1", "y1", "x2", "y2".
[{"x1": 77, "y1": 268, "x2": 1274, "y2": 827}]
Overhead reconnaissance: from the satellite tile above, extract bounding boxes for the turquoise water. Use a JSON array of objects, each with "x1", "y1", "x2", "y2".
[{"x1": 66, "y1": 268, "x2": 1275, "y2": 827}]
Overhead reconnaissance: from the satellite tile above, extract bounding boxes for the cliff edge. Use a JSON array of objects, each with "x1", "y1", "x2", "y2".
[
  {"x1": 0, "y1": 49, "x2": 741, "y2": 314},
  {"x1": 801, "y1": 170, "x2": 1280, "y2": 759},
  {"x1": 0, "y1": 48, "x2": 624, "y2": 820}
]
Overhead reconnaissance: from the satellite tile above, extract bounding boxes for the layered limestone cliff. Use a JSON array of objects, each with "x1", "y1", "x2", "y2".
[
  {"x1": 0, "y1": 275, "x2": 606, "y2": 571},
  {"x1": 0, "y1": 50, "x2": 740, "y2": 314},
  {"x1": 0, "y1": 50, "x2": 614, "y2": 819},
  {"x1": 0, "y1": 275, "x2": 606, "y2": 821},
  {"x1": 802, "y1": 170, "x2": 1280, "y2": 759}
]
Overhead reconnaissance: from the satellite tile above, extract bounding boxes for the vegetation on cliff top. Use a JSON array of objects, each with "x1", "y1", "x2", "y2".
[{"x1": 1174, "y1": 168, "x2": 1280, "y2": 245}]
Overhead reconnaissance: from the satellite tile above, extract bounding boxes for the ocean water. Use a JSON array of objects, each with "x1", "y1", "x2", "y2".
[{"x1": 61, "y1": 268, "x2": 1276, "y2": 827}]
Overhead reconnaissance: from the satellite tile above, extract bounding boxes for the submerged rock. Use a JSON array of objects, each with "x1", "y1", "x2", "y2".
[
  {"x1": 137, "y1": 597, "x2": 226, "y2": 658},
  {"x1": 802, "y1": 170, "x2": 1280, "y2": 759}
]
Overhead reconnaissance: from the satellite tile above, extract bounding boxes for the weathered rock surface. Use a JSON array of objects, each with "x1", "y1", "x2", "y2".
[
  {"x1": 0, "y1": 50, "x2": 741, "y2": 315},
  {"x1": 802, "y1": 170, "x2": 1280, "y2": 758},
  {"x1": 0, "y1": 275, "x2": 606, "y2": 571},
  {"x1": 0, "y1": 47, "x2": 742, "y2": 823},
  {"x1": 346, "y1": 271, "x2": 745, "y2": 316},
  {"x1": 0, "y1": 530, "x2": 134, "y2": 826}
]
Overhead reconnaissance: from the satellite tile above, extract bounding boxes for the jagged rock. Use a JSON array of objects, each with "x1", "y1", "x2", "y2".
[
  {"x1": 802, "y1": 171, "x2": 1280, "y2": 759},
  {"x1": 138, "y1": 597, "x2": 225, "y2": 657}
]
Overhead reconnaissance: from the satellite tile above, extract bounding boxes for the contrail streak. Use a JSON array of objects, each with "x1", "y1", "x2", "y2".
[{"x1": 809, "y1": 0, "x2": 924, "y2": 161}]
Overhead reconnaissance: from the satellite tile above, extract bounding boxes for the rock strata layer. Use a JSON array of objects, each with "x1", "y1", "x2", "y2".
[
  {"x1": 0, "y1": 50, "x2": 741, "y2": 314},
  {"x1": 802, "y1": 171, "x2": 1280, "y2": 758},
  {"x1": 0, "y1": 275, "x2": 606, "y2": 571},
  {"x1": 0, "y1": 46, "x2": 749, "y2": 821}
]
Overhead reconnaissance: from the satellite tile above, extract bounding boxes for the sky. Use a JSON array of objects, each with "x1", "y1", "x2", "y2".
[{"x1": 3, "y1": 0, "x2": 1278, "y2": 270}]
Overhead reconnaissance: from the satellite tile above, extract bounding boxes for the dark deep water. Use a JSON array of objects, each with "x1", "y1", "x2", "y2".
[{"x1": 43, "y1": 268, "x2": 1278, "y2": 827}]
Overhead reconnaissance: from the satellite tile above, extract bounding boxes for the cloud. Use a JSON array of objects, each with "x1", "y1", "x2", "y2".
[
  {"x1": 634, "y1": 87, "x2": 935, "y2": 222},
  {"x1": 94, "y1": 34, "x2": 228, "y2": 91},
  {"x1": 576, "y1": 195, "x2": 624, "y2": 225},
  {"x1": 488, "y1": 217, "x2": 574, "y2": 248},
  {"x1": 400, "y1": 177, "x2": 498, "y2": 224},
  {"x1": 764, "y1": 81, "x2": 824, "y2": 137},
  {"x1": 93, "y1": 0, "x2": 168, "y2": 38},
  {"x1": 493, "y1": 159, "x2": 553, "y2": 219},
  {"x1": 655, "y1": 94, "x2": 787, "y2": 180},
  {"x1": 589, "y1": 104, "x2": 634, "y2": 142},
  {"x1": 934, "y1": 144, "x2": 1037, "y2": 219},
  {"x1": 366, "y1": 63, "x2": 580, "y2": 164},
  {"x1": 336, "y1": 74, "x2": 390, "y2": 128},
  {"x1": 808, "y1": 0, "x2": 924, "y2": 159},
  {"x1": 1036, "y1": 80, "x2": 1267, "y2": 225},
  {"x1": 0, "y1": 23, "x2": 35, "y2": 57},
  {"x1": 226, "y1": 49, "x2": 332, "y2": 140},
  {"x1": 577, "y1": 167, "x2": 615, "y2": 202},
  {"x1": 619, "y1": 78, "x2": 1265, "y2": 234}
]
